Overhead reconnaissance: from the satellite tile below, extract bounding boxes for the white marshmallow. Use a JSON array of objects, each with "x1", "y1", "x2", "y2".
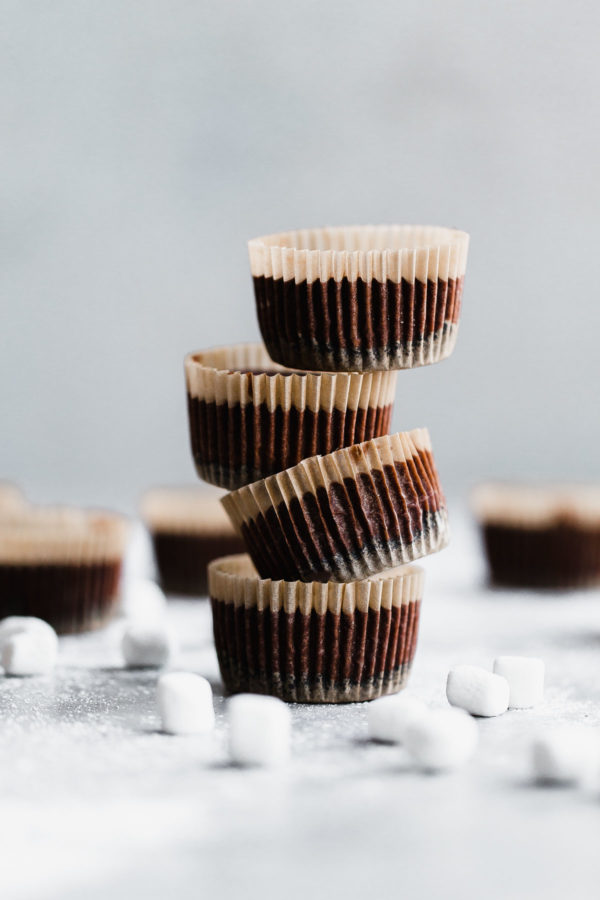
[
  {"x1": 157, "y1": 672, "x2": 215, "y2": 735},
  {"x1": 446, "y1": 665, "x2": 509, "y2": 717},
  {"x1": 228, "y1": 694, "x2": 291, "y2": 767},
  {"x1": 368, "y1": 693, "x2": 428, "y2": 743},
  {"x1": 532, "y1": 727, "x2": 600, "y2": 786},
  {"x1": 404, "y1": 708, "x2": 479, "y2": 772},
  {"x1": 493, "y1": 656, "x2": 544, "y2": 709},
  {"x1": 0, "y1": 617, "x2": 58, "y2": 676},
  {"x1": 122, "y1": 579, "x2": 168, "y2": 622},
  {"x1": 2, "y1": 632, "x2": 58, "y2": 676},
  {"x1": 122, "y1": 623, "x2": 176, "y2": 668},
  {"x1": 0, "y1": 616, "x2": 57, "y2": 646}
]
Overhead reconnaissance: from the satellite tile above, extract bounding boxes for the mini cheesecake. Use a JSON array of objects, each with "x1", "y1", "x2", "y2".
[
  {"x1": 0, "y1": 506, "x2": 129, "y2": 633},
  {"x1": 184, "y1": 343, "x2": 396, "y2": 490},
  {"x1": 472, "y1": 482, "x2": 600, "y2": 589},
  {"x1": 249, "y1": 225, "x2": 469, "y2": 372},
  {"x1": 222, "y1": 429, "x2": 448, "y2": 583},
  {"x1": 140, "y1": 487, "x2": 245, "y2": 596},
  {"x1": 209, "y1": 554, "x2": 424, "y2": 703}
]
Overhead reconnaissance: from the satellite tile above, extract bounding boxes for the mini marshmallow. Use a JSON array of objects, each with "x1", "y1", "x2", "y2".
[
  {"x1": 404, "y1": 708, "x2": 479, "y2": 772},
  {"x1": 2, "y1": 632, "x2": 58, "y2": 676},
  {"x1": 532, "y1": 727, "x2": 600, "y2": 786},
  {"x1": 368, "y1": 694, "x2": 428, "y2": 743},
  {"x1": 122, "y1": 623, "x2": 176, "y2": 668},
  {"x1": 0, "y1": 616, "x2": 58, "y2": 646},
  {"x1": 122, "y1": 579, "x2": 168, "y2": 622},
  {"x1": 493, "y1": 656, "x2": 544, "y2": 709},
  {"x1": 157, "y1": 672, "x2": 215, "y2": 735},
  {"x1": 0, "y1": 617, "x2": 58, "y2": 676},
  {"x1": 228, "y1": 694, "x2": 291, "y2": 767},
  {"x1": 446, "y1": 665, "x2": 509, "y2": 717}
]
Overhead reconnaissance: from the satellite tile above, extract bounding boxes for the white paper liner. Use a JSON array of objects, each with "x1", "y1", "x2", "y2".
[
  {"x1": 249, "y1": 225, "x2": 469, "y2": 285},
  {"x1": 208, "y1": 554, "x2": 424, "y2": 614},
  {"x1": 184, "y1": 343, "x2": 397, "y2": 412},
  {"x1": 0, "y1": 507, "x2": 130, "y2": 565},
  {"x1": 471, "y1": 483, "x2": 600, "y2": 529}
]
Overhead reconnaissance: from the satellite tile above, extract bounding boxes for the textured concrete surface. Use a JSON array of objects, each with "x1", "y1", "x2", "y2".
[{"x1": 1, "y1": 518, "x2": 599, "y2": 899}]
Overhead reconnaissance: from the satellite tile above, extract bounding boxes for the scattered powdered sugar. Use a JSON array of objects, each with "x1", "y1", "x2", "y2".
[{"x1": 0, "y1": 517, "x2": 599, "y2": 899}]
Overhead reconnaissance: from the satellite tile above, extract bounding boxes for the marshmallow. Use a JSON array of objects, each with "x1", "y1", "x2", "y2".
[
  {"x1": 0, "y1": 617, "x2": 58, "y2": 676},
  {"x1": 228, "y1": 694, "x2": 291, "y2": 767},
  {"x1": 446, "y1": 665, "x2": 509, "y2": 717},
  {"x1": 157, "y1": 672, "x2": 215, "y2": 735},
  {"x1": 404, "y1": 708, "x2": 479, "y2": 772},
  {"x1": 493, "y1": 656, "x2": 544, "y2": 709},
  {"x1": 122, "y1": 623, "x2": 176, "y2": 668},
  {"x1": 122, "y1": 579, "x2": 168, "y2": 622},
  {"x1": 368, "y1": 694, "x2": 428, "y2": 743},
  {"x1": 532, "y1": 727, "x2": 599, "y2": 786}
]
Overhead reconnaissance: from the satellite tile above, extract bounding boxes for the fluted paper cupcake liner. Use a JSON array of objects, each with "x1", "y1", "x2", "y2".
[
  {"x1": 209, "y1": 554, "x2": 423, "y2": 703},
  {"x1": 0, "y1": 482, "x2": 27, "y2": 518},
  {"x1": 222, "y1": 430, "x2": 448, "y2": 583},
  {"x1": 185, "y1": 343, "x2": 397, "y2": 490},
  {"x1": 249, "y1": 225, "x2": 469, "y2": 372},
  {"x1": 0, "y1": 508, "x2": 130, "y2": 633},
  {"x1": 472, "y1": 483, "x2": 600, "y2": 589},
  {"x1": 140, "y1": 487, "x2": 245, "y2": 596}
]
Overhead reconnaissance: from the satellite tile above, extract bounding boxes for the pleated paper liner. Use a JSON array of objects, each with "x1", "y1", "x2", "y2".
[
  {"x1": 140, "y1": 486, "x2": 245, "y2": 596},
  {"x1": 0, "y1": 482, "x2": 27, "y2": 518},
  {"x1": 184, "y1": 342, "x2": 397, "y2": 490},
  {"x1": 472, "y1": 482, "x2": 600, "y2": 589},
  {"x1": 0, "y1": 507, "x2": 130, "y2": 633},
  {"x1": 209, "y1": 553, "x2": 424, "y2": 703},
  {"x1": 222, "y1": 429, "x2": 448, "y2": 583},
  {"x1": 249, "y1": 225, "x2": 470, "y2": 372}
]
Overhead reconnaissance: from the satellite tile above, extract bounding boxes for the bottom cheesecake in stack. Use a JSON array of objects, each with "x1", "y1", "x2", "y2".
[{"x1": 209, "y1": 554, "x2": 423, "y2": 703}]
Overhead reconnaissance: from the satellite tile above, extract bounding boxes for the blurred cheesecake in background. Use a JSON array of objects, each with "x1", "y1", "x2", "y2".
[
  {"x1": 140, "y1": 486, "x2": 245, "y2": 596},
  {"x1": 472, "y1": 482, "x2": 600, "y2": 589},
  {"x1": 0, "y1": 505, "x2": 130, "y2": 632}
]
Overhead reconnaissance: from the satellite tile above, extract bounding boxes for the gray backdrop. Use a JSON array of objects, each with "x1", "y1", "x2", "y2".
[{"x1": 3, "y1": 0, "x2": 599, "y2": 512}]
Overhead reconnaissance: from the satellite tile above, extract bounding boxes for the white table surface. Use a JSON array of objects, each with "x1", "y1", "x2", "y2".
[{"x1": 1, "y1": 514, "x2": 599, "y2": 900}]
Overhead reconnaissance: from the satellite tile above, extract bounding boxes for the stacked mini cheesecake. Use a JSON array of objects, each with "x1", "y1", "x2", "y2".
[{"x1": 185, "y1": 226, "x2": 469, "y2": 703}]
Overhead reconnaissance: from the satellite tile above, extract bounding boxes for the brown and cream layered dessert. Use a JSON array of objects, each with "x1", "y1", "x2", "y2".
[
  {"x1": 140, "y1": 487, "x2": 245, "y2": 596},
  {"x1": 473, "y1": 483, "x2": 600, "y2": 589},
  {"x1": 209, "y1": 554, "x2": 423, "y2": 703},
  {"x1": 185, "y1": 343, "x2": 397, "y2": 490},
  {"x1": 222, "y1": 429, "x2": 448, "y2": 583},
  {"x1": 249, "y1": 225, "x2": 469, "y2": 372},
  {"x1": 0, "y1": 507, "x2": 129, "y2": 633}
]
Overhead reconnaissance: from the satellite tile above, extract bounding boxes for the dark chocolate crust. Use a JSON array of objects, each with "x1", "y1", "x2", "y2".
[
  {"x1": 187, "y1": 395, "x2": 393, "y2": 491},
  {"x1": 482, "y1": 523, "x2": 600, "y2": 589},
  {"x1": 152, "y1": 531, "x2": 246, "y2": 596},
  {"x1": 232, "y1": 451, "x2": 447, "y2": 583},
  {"x1": 253, "y1": 275, "x2": 463, "y2": 372},
  {"x1": 211, "y1": 597, "x2": 421, "y2": 703},
  {"x1": 0, "y1": 561, "x2": 122, "y2": 634}
]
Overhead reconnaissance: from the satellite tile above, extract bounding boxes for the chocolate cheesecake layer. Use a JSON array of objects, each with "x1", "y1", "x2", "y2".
[
  {"x1": 473, "y1": 483, "x2": 600, "y2": 590},
  {"x1": 141, "y1": 487, "x2": 245, "y2": 596},
  {"x1": 0, "y1": 561, "x2": 122, "y2": 633},
  {"x1": 482, "y1": 523, "x2": 600, "y2": 589},
  {"x1": 222, "y1": 429, "x2": 448, "y2": 583},
  {"x1": 151, "y1": 531, "x2": 245, "y2": 596},
  {"x1": 0, "y1": 507, "x2": 129, "y2": 633},
  {"x1": 185, "y1": 343, "x2": 397, "y2": 490},
  {"x1": 209, "y1": 554, "x2": 424, "y2": 703},
  {"x1": 249, "y1": 226, "x2": 469, "y2": 372}
]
